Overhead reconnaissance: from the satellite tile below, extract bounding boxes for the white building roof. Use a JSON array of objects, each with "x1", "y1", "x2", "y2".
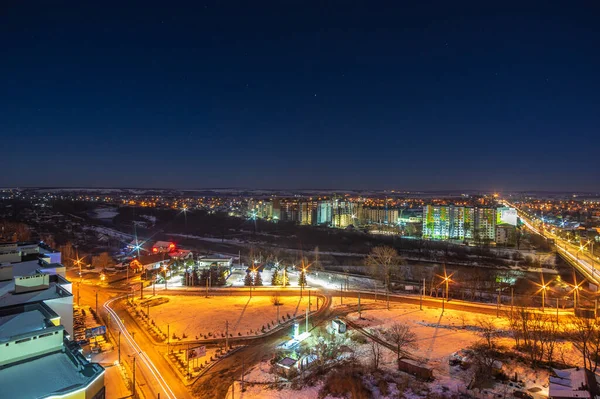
[{"x1": 549, "y1": 368, "x2": 590, "y2": 398}]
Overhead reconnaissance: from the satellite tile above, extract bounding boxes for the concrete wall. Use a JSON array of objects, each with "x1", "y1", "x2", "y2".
[
  {"x1": 0, "y1": 327, "x2": 63, "y2": 367},
  {"x1": 45, "y1": 295, "x2": 74, "y2": 339}
]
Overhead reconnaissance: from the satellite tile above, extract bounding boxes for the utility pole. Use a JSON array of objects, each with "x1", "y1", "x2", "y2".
[
  {"x1": 140, "y1": 281, "x2": 143, "y2": 299},
  {"x1": 226, "y1": 320, "x2": 229, "y2": 349},
  {"x1": 442, "y1": 295, "x2": 445, "y2": 314},
  {"x1": 167, "y1": 324, "x2": 170, "y2": 354},
  {"x1": 118, "y1": 331, "x2": 121, "y2": 364},
  {"x1": 206, "y1": 273, "x2": 209, "y2": 297},
  {"x1": 153, "y1": 274, "x2": 156, "y2": 296},
  {"x1": 305, "y1": 305, "x2": 309, "y2": 333},
  {"x1": 308, "y1": 290, "x2": 311, "y2": 312},
  {"x1": 497, "y1": 288, "x2": 501, "y2": 318},
  {"x1": 132, "y1": 356, "x2": 136, "y2": 398},
  {"x1": 386, "y1": 275, "x2": 390, "y2": 310},
  {"x1": 358, "y1": 292, "x2": 361, "y2": 318},
  {"x1": 277, "y1": 303, "x2": 280, "y2": 324},
  {"x1": 420, "y1": 278, "x2": 424, "y2": 311}
]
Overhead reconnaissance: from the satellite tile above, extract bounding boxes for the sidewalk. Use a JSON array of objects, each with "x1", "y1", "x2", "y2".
[{"x1": 92, "y1": 345, "x2": 131, "y2": 398}]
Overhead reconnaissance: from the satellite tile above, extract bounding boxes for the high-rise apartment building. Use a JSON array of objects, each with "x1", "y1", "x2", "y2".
[
  {"x1": 423, "y1": 205, "x2": 498, "y2": 242},
  {"x1": 362, "y1": 208, "x2": 399, "y2": 225},
  {"x1": 316, "y1": 201, "x2": 333, "y2": 225}
]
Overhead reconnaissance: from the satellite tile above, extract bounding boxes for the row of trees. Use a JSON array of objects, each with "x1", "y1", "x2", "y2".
[
  {"x1": 507, "y1": 309, "x2": 600, "y2": 371},
  {"x1": 183, "y1": 268, "x2": 228, "y2": 287},
  {"x1": 244, "y1": 271, "x2": 264, "y2": 286}
]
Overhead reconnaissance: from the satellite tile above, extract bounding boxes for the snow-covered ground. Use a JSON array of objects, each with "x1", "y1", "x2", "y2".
[
  {"x1": 90, "y1": 207, "x2": 119, "y2": 220},
  {"x1": 82, "y1": 225, "x2": 133, "y2": 240},
  {"x1": 140, "y1": 294, "x2": 311, "y2": 341},
  {"x1": 230, "y1": 301, "x2": 563, "y2": 398}
]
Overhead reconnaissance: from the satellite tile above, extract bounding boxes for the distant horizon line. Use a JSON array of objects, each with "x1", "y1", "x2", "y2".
[{"x1": 2, "y1": 186, "x2": 599, "y2": 195}]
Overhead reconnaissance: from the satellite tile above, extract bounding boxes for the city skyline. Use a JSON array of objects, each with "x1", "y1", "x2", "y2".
[{"x1": 2, "y1": 2, "x2": 599, "y2": 191}]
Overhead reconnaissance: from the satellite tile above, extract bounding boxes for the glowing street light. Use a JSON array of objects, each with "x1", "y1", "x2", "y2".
[
  {"x1": 436, "y1": 265, "x2": 454, "y2": 303},
  {"x1": 535, "y1": 275, "x2": 553, "y2": 312}
]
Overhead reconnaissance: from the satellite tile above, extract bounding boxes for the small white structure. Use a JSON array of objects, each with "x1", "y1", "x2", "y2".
[
  {"x1": 197, "y1": 255, "x2": 233, "y2": 268},
  {"x1": 331, "y1": 319, "x2": 346, "y2": 333}
]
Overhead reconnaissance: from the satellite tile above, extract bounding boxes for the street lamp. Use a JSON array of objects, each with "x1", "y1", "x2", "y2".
[
  {"x1": 437, "y1": 265, "x2": 454, "y2": 303},
  {"x1": 162, "y1": 264, "x2": 168, "y2": 290}
]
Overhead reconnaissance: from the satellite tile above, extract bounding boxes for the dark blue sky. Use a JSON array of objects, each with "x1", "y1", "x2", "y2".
[{"x1": 1, "y1": 1, "x2": 599, "y2": 191}]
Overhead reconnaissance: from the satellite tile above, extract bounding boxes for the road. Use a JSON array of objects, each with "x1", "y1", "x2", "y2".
[
  {"x1": 505, "y1": 200, "x2": 599, "y2": 286},
  {"x1": 76, "y1": 276, "x2": 189, "y2": 399},
  {"x1": 78, "y1": 268, "x2": 577, "y2": 399},
  {"x1": 192, "y1": 293, "x2": 335, "y2": 399}
]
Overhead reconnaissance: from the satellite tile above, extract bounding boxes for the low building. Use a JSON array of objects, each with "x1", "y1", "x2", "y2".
[
  {"x1": 0, "y1": 241, "x2": 61, "y2": 264},
  {"x1": 549, "y1": 368, "x2": 591, "y2": 399},
  {"x1": 151, "y1": 241, "x2": 176, "y2": 253},
  {"x1": 130, "y1": 254, "x2": 168, "y2": 273},
  {"x1": 168, "y1": 249, "x2": 194, "y2": 261},
  {"x1": 0, "y1": 245, "x2": 105, "y2": 398},
  {"x1": 197, "y1": 255, "x2": 233, "y2": 268},
  {"x1": 0, "y1": 302, "x2": 105, "y2": 399}
]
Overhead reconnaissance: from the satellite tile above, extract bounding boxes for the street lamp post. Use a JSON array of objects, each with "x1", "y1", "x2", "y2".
[
  {"x1": 444, "y1": 277, "x2": 449, "y2": 302},
  {"x1": 541, "y1": 284, "x2": 547, "y2": 312}
]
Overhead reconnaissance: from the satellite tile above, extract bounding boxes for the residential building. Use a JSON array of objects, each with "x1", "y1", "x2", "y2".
[
  {"x1": 497, "y1": 206, "x2": 518, "y2": 226},
  {"x1": 151, "y1": 241, "x2": 176, "y2": 253},
  {"x1": 316, "y1": 201, "x2": 333, "y2": 225},
  {"x1": 248, "y1": 199, "x2": 273, "y2": 220},
  {"x1": 332, "y1": 200, "x2": 355, "y2": 228},
  {"x1": 496, "y1": 224, "x2": 517, "y2": 246},
  {"x1": 0, "y1": 244, "x2": 105, "y2": 398},
  {"x1": 474, "y1": 207, "x2": 497, "y2": 243},
  {"x1": 362, "y1": 208, "x2": 399, "y2": 225},
  {"x1": 423, "y1": 205, "x2": 498, "y2": 243},
  {"x1": 130, "y1": 253, "x2": 168, "y2": 273},
  {"x1": 298, "y1": 201, "x2": 318, "y2": 225}
]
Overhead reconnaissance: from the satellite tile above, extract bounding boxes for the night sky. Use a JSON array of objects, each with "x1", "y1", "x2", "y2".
[{"x1": 1, "y1": 1, "x2": 599, "y2": 192}]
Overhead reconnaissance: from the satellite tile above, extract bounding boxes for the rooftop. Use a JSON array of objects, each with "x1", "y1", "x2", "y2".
[
  {"x1": 0, "y1": 351, "x2": 103, "y2": 399},
  {"x1": 550, "y1": 368, "x2": 591, "y2": 398},
  {"x1": 0, "y1": 309, "x2": 47, "y2": 338},
  {"x1": 0, "y1": 260, "x2": 72, "y2": 308}
]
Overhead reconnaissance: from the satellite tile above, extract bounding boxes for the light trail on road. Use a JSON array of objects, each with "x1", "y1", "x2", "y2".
[{"x1": 104, "y1": 295, "x2": 177, "y2": 399}]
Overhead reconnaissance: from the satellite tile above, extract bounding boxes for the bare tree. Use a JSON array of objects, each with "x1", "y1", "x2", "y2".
[
  {"x1": 385, "y1": 322, "x2": 417, "y2": 367},
  {"x1": 571, "y1": 317, "x2": 600, "y2": 372},
  {"x1": 365, "y1": 246, "x2": 403, "y2": 307},
  {"x1": 370, "y1": 336, "x2": 382, "y2": 371},
  {"x1": 476, "y1": 318, "x2": 498, "y2": 350}
]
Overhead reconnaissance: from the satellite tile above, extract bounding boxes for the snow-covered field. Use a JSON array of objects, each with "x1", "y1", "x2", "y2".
[
  {"x1": 142, "y1": 294, "x2": 311, "y2": 341},
  {"x1": 232, "y1": 301, "x2": 561, "y2": 398},
  {"x1": 82, "y1": 225, "x2": 133, "y2": 240},
  {"x1": 90, "y1": 207, "x2": 119, "y2": 220}
]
